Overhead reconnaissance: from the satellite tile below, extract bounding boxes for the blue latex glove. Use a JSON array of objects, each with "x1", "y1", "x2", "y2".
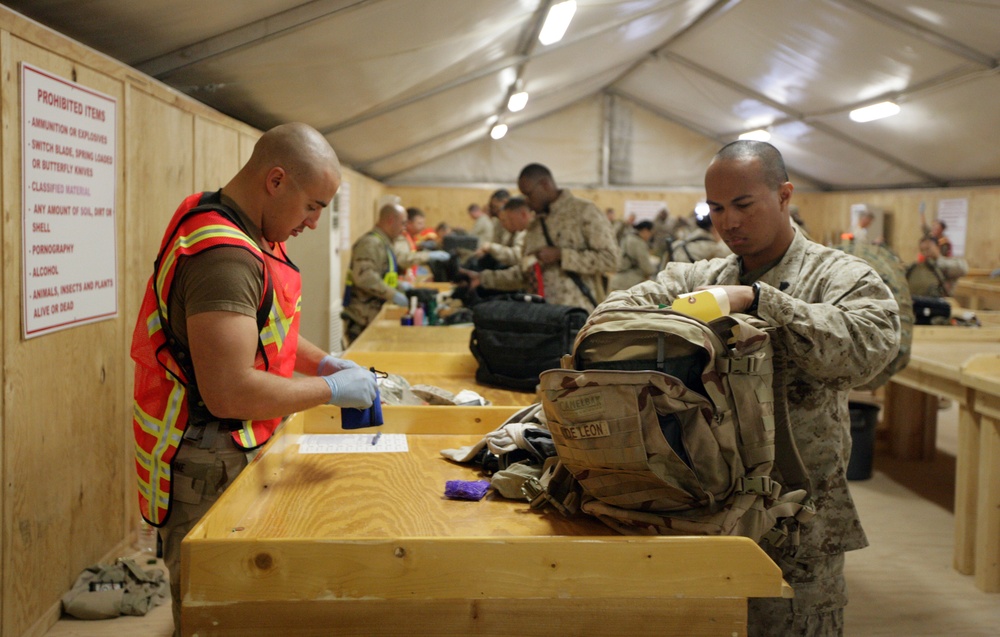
[
  {"x1": 398, "y1": 281, "x2": 414, "y2": 291},
  {"x1": 322, "y1": 366, "x2": 377, "y2": 408},
  {"x1": 392, "y1": 291, "x2": 409, "y2": 307},
  {"x1": 317, "y1": 354, "x2": 360, "y2": 376},
  {"x1": 427, "y1": 250, "x2": 451, "y2": 262}
]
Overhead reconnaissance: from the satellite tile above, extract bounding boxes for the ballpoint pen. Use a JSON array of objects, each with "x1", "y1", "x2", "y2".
[{"x1": 370, "y1": 431, "x2": 382, "y2": 446}]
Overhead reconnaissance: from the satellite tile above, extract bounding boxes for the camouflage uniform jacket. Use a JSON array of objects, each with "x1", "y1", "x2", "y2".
[
  {"x1": 491, "y1": 217, "x2": 513, "y2": 250},
  {"x1": 906, "y1": 256, "x2": 968, "y2": 297},
  {"x1": 392, "y1": 233, "x2": 434, "y2": 271},
  {"x1": 669, "y1": 227, "x2": 731, "y2": 264},
  {"x1": 522, "y1": 189, "x2": 620, "y2": 311},
  {"x1": 471, "y1": 214, "x2": 494, "y2": 246},
  {"x1": 601, "y1": 227, "x2": 901, "y2": 558},
  {"x1": 342, "y1": 228, "x2": 399, "y2": 329},
  {"x1": 484, "y1": 228, "x2": 526, "y2": 267},
  {"x1": 609, "y1": 230, "x2": 656, "y2": 291}
]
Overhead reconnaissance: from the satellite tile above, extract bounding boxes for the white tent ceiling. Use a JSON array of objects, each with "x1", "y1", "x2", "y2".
[{"x1": 9, "y1": 0, "x2": 1000, "y2": 190}]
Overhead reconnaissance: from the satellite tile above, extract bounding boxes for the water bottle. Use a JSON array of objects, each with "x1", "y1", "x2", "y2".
[{"x1": 136, "y1": 519, "x2": 157, "y2": 556}]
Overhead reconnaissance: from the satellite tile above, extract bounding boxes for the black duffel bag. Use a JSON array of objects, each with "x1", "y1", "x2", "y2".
[
  {"x1": 470, "y1": 295, "x2": 588, "y2": 391},
  {"x1": 912, "y1": 294, "x2": 951, "y2": 325}
]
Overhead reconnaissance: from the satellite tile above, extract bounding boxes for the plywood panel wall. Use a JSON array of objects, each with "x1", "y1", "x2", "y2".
[
  {"x1": 193, "y1": 115, "x2": 240, "y2": 192},
  {"x1": 390, "y1": 184, "x2": 1000, "y2": 272},
  {"x1": 1, "y1": 34, "x2": 127, "y2": 636},
  {"x1": 0, "y1": 7, "x2": 261, "y2": 636},
  {"x1": 795, "y1": 186, "x2": 1000, "y2": 269},
  {"x1": 386, "y1": 185, "x2": 707, "y2": 238}
]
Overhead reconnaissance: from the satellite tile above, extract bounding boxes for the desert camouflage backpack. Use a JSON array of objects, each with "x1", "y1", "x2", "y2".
[
  {"x1": 835, "y1": 239, "x2": 913, "y2": 389},
  {"x1": 536, "y1": 306, "x2": 814, "y2": 546}
]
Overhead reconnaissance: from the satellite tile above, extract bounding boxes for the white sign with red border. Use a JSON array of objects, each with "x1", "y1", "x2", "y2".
[{"x1": 21, "y1": 63, "x2": 118, "y2": 338}]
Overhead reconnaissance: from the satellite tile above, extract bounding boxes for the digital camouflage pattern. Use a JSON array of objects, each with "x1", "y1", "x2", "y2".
[
  {"x1": 667, "y1": 227, "x2": 731, "y2": 264},
  {"x1": 609, "y1": 230, "x2": 656, "y2": 291},
  {"x1": 342, "y1": 228, "x2": 400, "y2": 336},
  {"x1": 834, "y1": 239, "x2": 913, "y2": 389},
  {"x1": 521, "y1": 189, "x2": 619, "y2": 311},
  {"x1": 601, "y1": 228, "x2": 900, "y2": 561},
  {"x1": 539, "y1": 307, "x2": 813, "y2": 542}
]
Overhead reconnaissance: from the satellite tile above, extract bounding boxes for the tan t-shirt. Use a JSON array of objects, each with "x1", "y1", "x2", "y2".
[{"x1": 166, "y1": 194, "x2": 265, "y2": 351}]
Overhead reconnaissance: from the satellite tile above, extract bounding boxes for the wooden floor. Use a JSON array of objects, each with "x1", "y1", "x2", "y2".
[{"x1": 45, "y1": 405, "x2": 1000, "y2": 637}]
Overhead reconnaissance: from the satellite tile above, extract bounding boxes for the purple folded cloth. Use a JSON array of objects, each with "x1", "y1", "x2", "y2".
[{"x1": 445, "y1": 480, "x2": 491, "y2": 501}]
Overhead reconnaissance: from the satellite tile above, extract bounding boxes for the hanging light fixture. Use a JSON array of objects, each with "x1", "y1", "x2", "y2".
[
  {"x1": 849, "y1": 101, "x2": 900, "y2": 123},
  {"x1": 538, "y1": 0, "x2": 577, "y2": 45},
  {"x1": 507, "y1": 91, "x2": 529, "y2": 112},
  {"x1": 738, "y1": 129, "x2": 771, "y2": 142},
  {"x1": 490, "y1": 123, "x2": 508, "y2": 140}
]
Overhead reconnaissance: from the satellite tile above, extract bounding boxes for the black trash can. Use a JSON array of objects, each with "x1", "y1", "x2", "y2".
[{"x1": 847, "y1": 402, "x2": 880, "y2": 481}]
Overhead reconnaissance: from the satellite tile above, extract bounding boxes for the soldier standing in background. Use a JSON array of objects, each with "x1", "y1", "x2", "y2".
[{"x1": 517, "y1": 163, "x2": 619, "y2": 311}]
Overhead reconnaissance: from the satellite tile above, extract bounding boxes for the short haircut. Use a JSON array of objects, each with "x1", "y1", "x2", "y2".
[
  {"x1": 503, "y1": 196, "x2": 529, "y2": 212},
  {"x1": 634, "y1": 220, "x2": 654, "y2": 232},
  {"x1": 491, "y1": 188, "x2": 510, "y2": 201},
  {"x1": 406, "y1": 207, "x2": 425, "y2": 221},
  {"x1": 714, "y1": 140, "x2": 788, "y2": 190},
  {"x1": 378, "y1": 203, "x2": 403, "y2": 222},
  {"x1": 935, "y1": 220, "x2": 947, "y2": 231},
  {"x1": 518, "y1": 163, "x2": 553, "y2": 182}
]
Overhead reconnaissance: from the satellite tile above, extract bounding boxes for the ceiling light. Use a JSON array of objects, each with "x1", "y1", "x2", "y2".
[
  {"x1": 490, "y1": 124, "x2": 508, "y2": 140},
  {"x1": 538, "y1": 0, "x2": 577, "y2": 45},
  {"x1": 849, "y1": 101, "x2": 900, "y2": 123},
  {"x1": 739, "y1": 129, "x2": 771, "y2": 142},
  {"x1": 507, "y1": 91, "x2": 529, "y2": 112}
]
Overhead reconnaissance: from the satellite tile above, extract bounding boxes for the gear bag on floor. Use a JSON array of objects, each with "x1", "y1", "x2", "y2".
[{"x1": 536, "y1": 305, "x2": 814, "y2": 546}]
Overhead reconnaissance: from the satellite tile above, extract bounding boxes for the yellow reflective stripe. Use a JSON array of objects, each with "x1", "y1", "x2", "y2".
[
  {"x1": 155, "y1": 224, "x2": 260, "y2": 317},
  {"x1": 260, "y1": 292, "x2": 300, "y2": 352},
  {"x1": 235, "y1": 421, "x2": 255, "y2": 448},
  {"x1": 145, "y1": 310, "x2": 161, "y2": 337},
  {"x1": 133, "y1": 377, "x2": 186, "y2": 514}
]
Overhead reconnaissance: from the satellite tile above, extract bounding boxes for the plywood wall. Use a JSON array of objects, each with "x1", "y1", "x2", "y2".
[
  {"x1": 389, "y1": 184, "x2": 1000, "y2": 271},
  {"x1": 386, "y1": 185, "x2": 706, "y2": 238},
  {"x1": 0, "y1": 7, "x2": 260, "y2": 636}
]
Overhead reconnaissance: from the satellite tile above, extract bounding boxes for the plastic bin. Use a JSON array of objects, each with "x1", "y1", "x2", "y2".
[{"x1": 847, "y1": 402, "x2": 880, "y2": 481}]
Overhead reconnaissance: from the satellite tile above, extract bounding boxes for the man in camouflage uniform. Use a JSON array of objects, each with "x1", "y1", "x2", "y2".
[
  {"x1": 518, "y1": 163, "x2": 619, "y2": 311},
  {"x1": 609, "y1": 220, "x2": 656, "y2": 291},
  {"x1": 342, "y1": 203, "x2": 411, "y2": 343},
  {"x1": 906, "y1": 234, "x2": 968, "y2": 297},
  {"x1": 462, "y1": 197, "x2": 535, "y2": 292},
  {"x1": 601, "y1": 141, "x2": 900, "y2": 636},
  {"x1": 392, "y1": 206, "x2": 449, "y2": 282},
  {"x1": 667, "y1": 211, "x2": 731, "y2": 264}
]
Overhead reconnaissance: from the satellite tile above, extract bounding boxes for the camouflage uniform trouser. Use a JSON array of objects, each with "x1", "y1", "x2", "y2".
[
  {"x1": 748, "y1": 547, "x2": 847, "y2": 637},
  {"x1": 157, "y1": 429, "x2": 253, "y2": 637}
]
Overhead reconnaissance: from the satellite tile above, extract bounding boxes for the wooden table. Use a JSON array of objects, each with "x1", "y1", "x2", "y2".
[
  {"x1": 884, "y1": 325, "x2": 1000, "y2": 592},
  {"x1": 181, "y1": 407, "x2": 789, "y2": 636},
  {"x1": 345, "y1": 301, "x2": 537, "y2": 407},
  {"x1": 953, "y1": 277, "x2": 1000, "y2": 311}
]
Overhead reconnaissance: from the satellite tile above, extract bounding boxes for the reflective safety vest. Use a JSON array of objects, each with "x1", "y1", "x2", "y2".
[{"x1": 131, "y1": 191, "x2": 302, "y2": 526}]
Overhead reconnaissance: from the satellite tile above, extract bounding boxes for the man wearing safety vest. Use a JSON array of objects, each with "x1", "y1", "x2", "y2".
[{"x1": 131, "y1": 122, "x2": 377, "y2": 636}]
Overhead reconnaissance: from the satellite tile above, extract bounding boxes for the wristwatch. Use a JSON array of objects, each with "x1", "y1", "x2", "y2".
[{"x1": 747, "y1": 281, "x2": 762, "y2": 314}]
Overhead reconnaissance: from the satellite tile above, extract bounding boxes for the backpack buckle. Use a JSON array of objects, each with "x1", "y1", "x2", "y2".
[
  {"x1": 736, "y1": 475, "x2": 780, "y2": 498},
  {"x1": 521, "y1": 464, "x2": 580, "y2": 516}
]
